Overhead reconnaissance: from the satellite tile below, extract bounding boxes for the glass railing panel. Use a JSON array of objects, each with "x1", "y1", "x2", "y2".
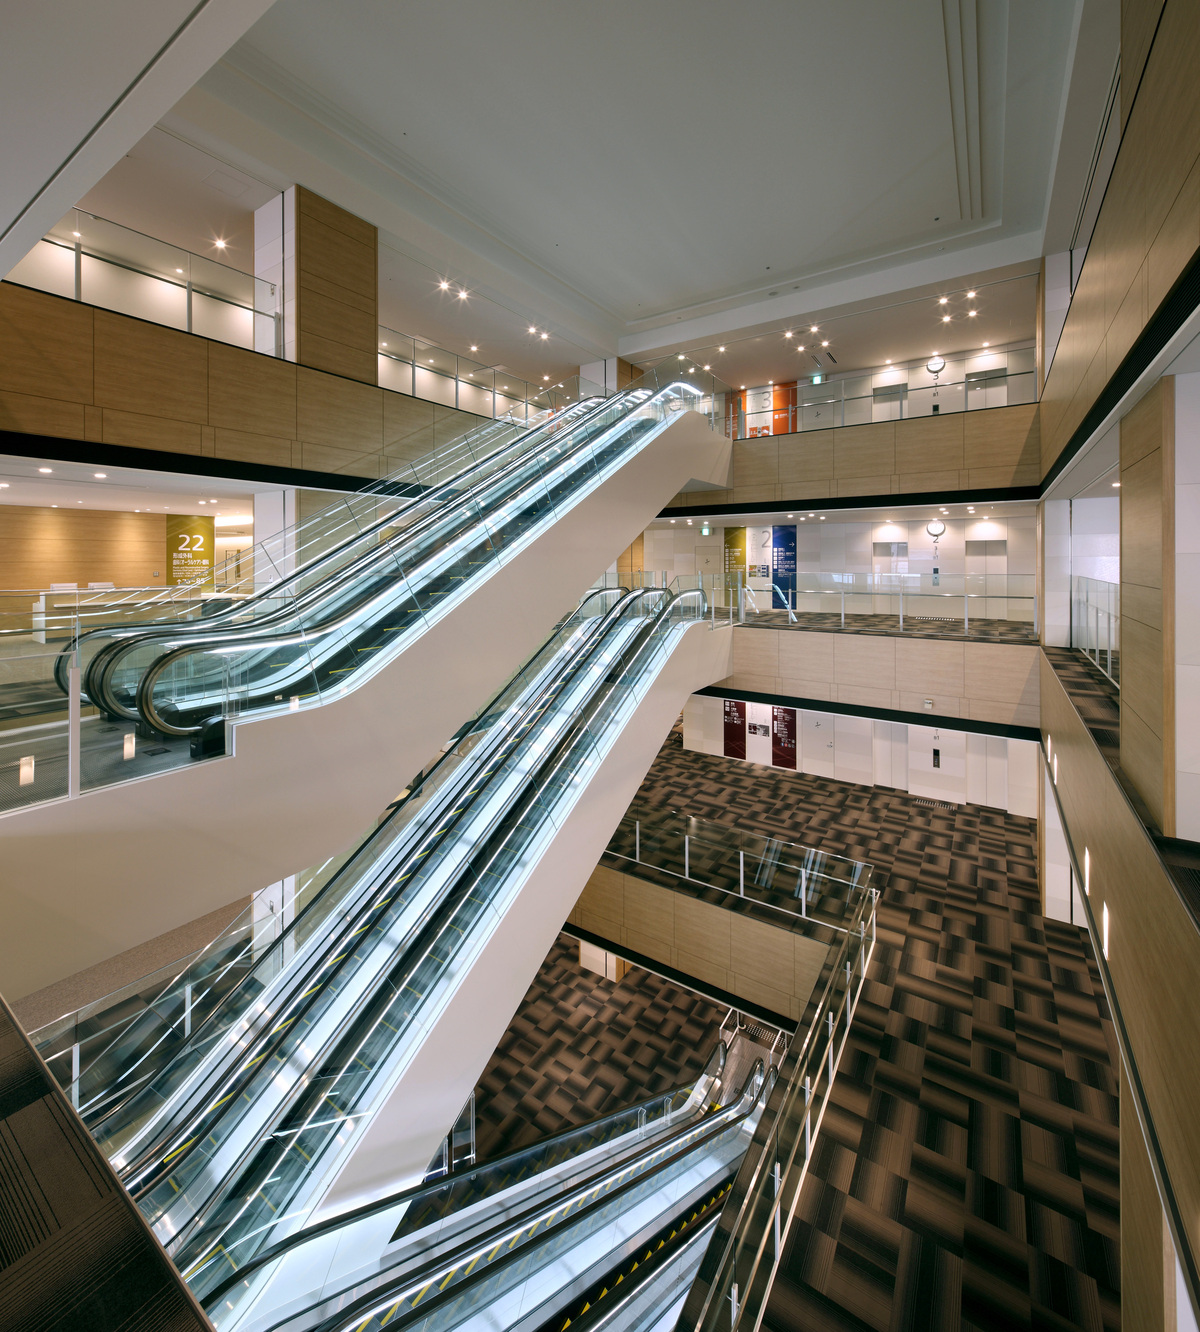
[{"x1": 0, "y1": 647, "x2": 73, "y2": 813}]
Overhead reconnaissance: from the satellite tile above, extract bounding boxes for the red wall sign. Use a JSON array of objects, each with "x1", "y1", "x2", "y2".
[
  {"x1": 723, "y1": 699, "x2": 746, "y2": 759},
  {"x1": 772, "y1": 706, "x2": 797, "y2": 769}
]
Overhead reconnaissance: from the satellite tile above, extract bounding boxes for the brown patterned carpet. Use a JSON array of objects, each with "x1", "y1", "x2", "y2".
[
  {"x1": 1043, "y1": 648, "x2": 1120, "y2": 767},
  {"x1": 471, "y1": 935, "x2": 726, "y2": 1163},
  {"x1": 634, "y1": 733, "x2": 1120, "y2": 1332},
  {"x1": 745, "y1": 610, "x2": 1038, "y2": 644}
]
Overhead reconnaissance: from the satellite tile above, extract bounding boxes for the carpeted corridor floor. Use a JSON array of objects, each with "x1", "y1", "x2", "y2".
[
  {"x1": 471, "y1": 935, "x2": 727, "y2": 1163},
  {"x1": 638, "y1": 732, "x2": 1120, "y2": 1331},
  {"x1": 470, "y1": 729, "x2": 1120, "y2": 1329}
]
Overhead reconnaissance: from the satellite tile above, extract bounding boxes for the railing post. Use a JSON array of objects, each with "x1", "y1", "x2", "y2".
[
  {"x1": 70, "y1": 1042, "x2": 80, "y2": 1110},
  {"x1": 67, "y1": 665, "x2": 81, "y2": 799},
  {"x1": 684, "y1": 834, "x2": 690, "y2": 879},
  {"x1": 73, "y1": 240, "x2": 82, "y2": 301},
  {"x1": 183, "y1": 983, "x2": 193, "y2": 1038},
  {"x1": 739, "y1": 850, "x2": 745, "y2": 895},
  {"x1": 773, "y1": 1160, "x2": 782, "y2": 1257},
  {"x1": 840, "y1": 589, "x2": 845, "y2": 627},
  {"x1": 828, "y1": 1011, "x2": 835, "y2": 1083},
  {"x1": 730, "y1": 1282, "x2": 739, "y2": 1328},
  {"x1": 898, "y1": 589, "x2": 903, "y2": 630},
  {"x1": 186, "y1": 281, "x2": 193, "y2": 334},
  {"x1": 964, "y1": 593, "x2": 969, "y2": 633},
  {"x1": 635, "y1": 820, "x2": 640, "y2": 863}
]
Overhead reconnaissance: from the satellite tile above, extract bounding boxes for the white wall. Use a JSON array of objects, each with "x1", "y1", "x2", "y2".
[
  {"x1": 1043, "y1": 499, "x2": 1071, "y2": 647},
  {"x1": 683, "y1": 692, "x2": 1038, "y2": 817},
  {"x1": 1070, "y1": 496, "x2": 1120, "y2": 583}
]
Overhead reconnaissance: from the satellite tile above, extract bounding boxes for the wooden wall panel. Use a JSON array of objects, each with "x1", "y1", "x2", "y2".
[
  {"x1": 1120, "y1": 377, "x2": 1175, "y2": 833},
  {"x1": 1042, "y1": 654, "x2": 1200, "y2": 1283},
  {"x1": 0, "y1": 283, "x2": 487, "y2": 484},
  {"x1": 666, "y1": 403, "x2": 1039, "y2": 508},
  {"x1": 1042, "y1": 0, "x2": 1200, "y2": 478},
  {"x1": 725, "y1": 628, "x2": 1040, "y2": 727},
  {"x1": 0, "y1": 506, "x2": 167, "y2": 590},
  {"x1": 294, "y1": 186, "x2": 378, "y2": 386},
  {"x1": 567, "y1": 862, "x2": 829, "y2": 1024}
]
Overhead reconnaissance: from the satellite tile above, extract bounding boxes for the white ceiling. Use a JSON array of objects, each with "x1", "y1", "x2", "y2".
[
  {"x1": 0, "y1": 454, "x2": 275, "y2": 531},
  {"x1": 192, "y1": 0, "x2": 1080, "y2": 343}
]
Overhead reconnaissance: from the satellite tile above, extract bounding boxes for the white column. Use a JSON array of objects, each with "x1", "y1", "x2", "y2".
[
  {"x1": 253, "y1": 490, "x2": 298, "y2": 588},
  {"x1": 255, "y1": 188, "x2": 296, "y2": 362}
]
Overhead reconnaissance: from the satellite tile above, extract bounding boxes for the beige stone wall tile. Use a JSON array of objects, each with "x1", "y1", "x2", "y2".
[
  {"x1": 895, "y1": 638, "x2": 965, "y2": 696},
  {"x1": 833, "y1": 634, "x2": 896, "y2": 689}
]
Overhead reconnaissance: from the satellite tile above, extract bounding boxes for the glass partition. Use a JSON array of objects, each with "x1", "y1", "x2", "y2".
[{"x1": 1071, "y1": 575, "x2": 1119, "y2": 683}]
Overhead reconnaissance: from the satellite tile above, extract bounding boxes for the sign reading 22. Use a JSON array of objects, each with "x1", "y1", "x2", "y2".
[{"x1": 177, "y1": 533, "x2": 205, "y2": 551}]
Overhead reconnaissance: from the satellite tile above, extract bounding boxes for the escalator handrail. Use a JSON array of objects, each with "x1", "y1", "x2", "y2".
[
  {"x1": 198, "y1": 1040, "x2": 729, "y2": 1309},
  {"x1": 134, "y1": 587, "x2": 701, "y2": 1265},
  {"x1": 105, "y1": 588, "x2": 672, "y2": 1184},
  {"x1": 241, "y1": 1061, "x2": 771, "y2": 1332},
  {"x1": 71, "y1": 398, "x2": 608, "y2": 715},
  {"x1": 48, "y1": 408, "x2": 544, "y2": 695},
  {"x1": 84, "y1": 385, "x2": 664, "y2": 723}
]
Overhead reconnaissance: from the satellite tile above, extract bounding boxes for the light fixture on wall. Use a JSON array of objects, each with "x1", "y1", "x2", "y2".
[{"x1": 1102, "y1": 902, "x2": 1110, "y2": 958}]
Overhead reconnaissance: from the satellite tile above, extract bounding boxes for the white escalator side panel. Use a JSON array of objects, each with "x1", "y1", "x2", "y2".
[
  {"x1": 309, "y1": 620, "x2": 735, "y2": 1219},
  {"x1": 0, "y1": 412, "x2": 730, "y2": 1000}
]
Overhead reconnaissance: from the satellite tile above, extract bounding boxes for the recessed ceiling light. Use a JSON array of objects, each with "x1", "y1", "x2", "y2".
[
  {"x1": 72, "y1": 231, "x2": 81, "y2": 238},
  {"x1": 670, "y1": 519, "x2": 675, "y2": 523},
  {"x1": 52, "y1": 504, "x2": 58, "y2": 508},
  {"x1": 885, "y1": 358, "x2": 892, "y2": 364},
  {"x1": 784, "y1": 331, "x2": 793, "y2": 339},
  {"x1": 810, "y1": 325, "x2": 818, "y2": 333},
  {"x1": 94, "y1": 472, "x2": 106, "y2": 479},
  {"x1": 938, "y1": 297, "x2": 948, "y2": 305},
  {"x1": 0, "y1": 483, "x2": 8, "y2": 488},
  {"x1": 214, "y1": 239, "x2": 226, "y2": 249},
  {"x1": 968, "y1": 310, "x2": 977, "y2": 317},
  {"x1": 982, "y1": 341, "x2": 990, "y2": 347},
  {"x1": 819, "y1": 515, "x2": 825, "y2": 520},
  {"x1": 176, "y1": 267, "x2": 183, "y2": 274},
  {"x1": 678, "y1": 354, "x2": 685, "y2": 360},
  {"x1": 199, "y1": 500, "x2": 206, "y2": 504},
  {"x1": 967, "y1": 290, "x2": 976, "y2": 298},
  {"x1": 808, "y1": 513, "x2": 814, "y2": 517},
  {"x1": 942, "y1": 315, "x2": 951, "y2": 322},
  {"x1": 740, "y1": 385, "x2": 746, "y2": 389},
  {"x1": 468, "y1": 372, "x2": 473, "y2": 377},
  {"x1": 529, "y1": 326, "x2": 537, "y2": 334},
  {"x1": 769, "y1": 380, "x2": 773, "y2": 385},
  {"x1": 77, "y1": 499, "x2": 82, "y2": 503},
  {"x1": 800, "y1": 516, "x2": 805, "y2": 521},
  {"x1": 428, "y1": 358, "x2": 434, "y2": 363},
  {"x1": 821, "y1": 340, "x2": 829, "y2": 347},
  {"x1": 38, "y1": 467, "x2": 52, "y2": 473},
  {"x1": 1112, "y1": 481, "x2": 1121, "y2": 488},
  {"x1": 457, "y1": 290, "x2": 468, "y2": 299},
  {"x1": 788, "y1": 513, "x2": 794, "y2": 518},
  {"x1": 540, "y1": 332, "x2": 548, "y2": 339},
  {"x1": 797, "y1": 345, "x2": 805, "y2": 351},
  {"x1": 470, "y1": 345, "x2": 478, "y2": 351},
  {"x1": 544, "y1": 375, "x2": 550, "y2": 380},
  {"x1": 718, "y1": 345, "x2": 726, "y2": 352},
  {"x1": 440, "y1": 280, "x2": 450, "y2": 290},
  {"x1": 704, "y1": 364, "x2": 711, "y2": 370}
]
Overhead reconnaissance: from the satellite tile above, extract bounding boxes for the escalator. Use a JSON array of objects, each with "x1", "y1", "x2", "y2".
[
  {"x1": 51, "y1": 576, "x2": 729, "y2": 1305},
  {"x1": 55, "y1": 374, "x2": 708, "y2": 739},
  {"x1": 194, "y1": 1041, "x2": 773, "y2": 1332}
]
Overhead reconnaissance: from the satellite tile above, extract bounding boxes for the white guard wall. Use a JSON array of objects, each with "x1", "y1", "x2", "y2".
[
  {"x1": 0, "y1": 411, "x2": 731, "y2": 1000},
  {"x1": 1042, "y1": 499, "x2": 1071, "y2": 647},
  {"x1": 683, "y1": 692, "x2": 1038, "y2": 818},
  {"x1": 308, "y1": 619, "x2": 736, "y2": 1219},
  {"x1": 0, "y1": 0, "x2": 278, "y2": 275}
]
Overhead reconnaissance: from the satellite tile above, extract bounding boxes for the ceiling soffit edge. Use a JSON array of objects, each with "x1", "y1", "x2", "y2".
[
  {"x1": 618, "y1": 228, "x2": 1042, "y2": 360},
  {"x1": 196, "y1": 48, "x2": 623, "y2": 344}
]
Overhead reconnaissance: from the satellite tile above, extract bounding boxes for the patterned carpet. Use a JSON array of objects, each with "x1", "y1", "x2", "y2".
[
  {"x1": 471, "y1": 935, "x2": 727, "y2": 1163},
  {"x1": 745, "y1": 610, "x2": 1038, "y2": 644},
  {"x1": 632, "y1": 733, "x2": 1121, "y2": 1332},
  {"x1": 1042, "y1": 648, "x2": 1120, "y2": 767}
]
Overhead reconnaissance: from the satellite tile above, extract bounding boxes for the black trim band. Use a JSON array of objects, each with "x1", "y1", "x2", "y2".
[
  {"x1": 0, "y1": 429, "x2": 376, "y2": 494},
  {"x1": 662, "y1": 484, "x2": 1039, "y2": 520},
  {"x1": 694, "y1": 683, "x2": 1041, "y2": 742}
]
